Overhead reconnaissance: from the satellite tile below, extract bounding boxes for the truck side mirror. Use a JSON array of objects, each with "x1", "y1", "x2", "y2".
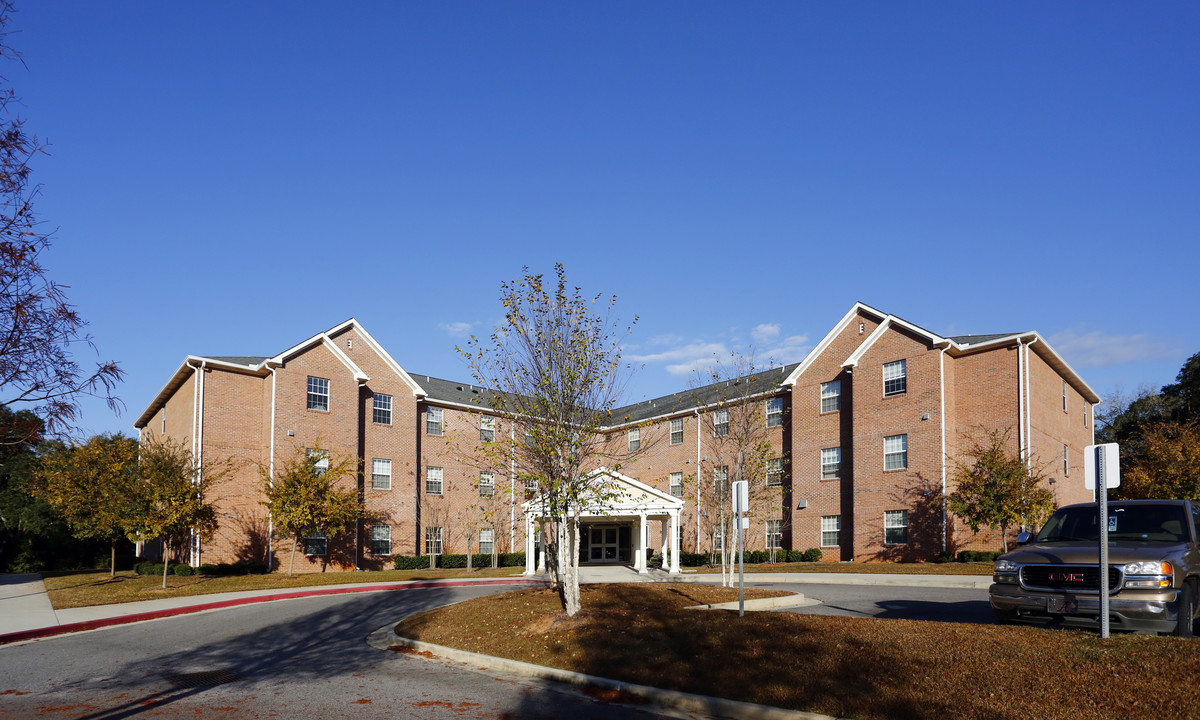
[{"x1": 1016, "y1": 531, "x2": 1032, "y2": 545}]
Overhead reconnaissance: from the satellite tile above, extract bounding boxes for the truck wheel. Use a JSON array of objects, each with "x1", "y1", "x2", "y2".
[{"x1": 1173, "y1": 584, "x2": 1196, "y2": 638}]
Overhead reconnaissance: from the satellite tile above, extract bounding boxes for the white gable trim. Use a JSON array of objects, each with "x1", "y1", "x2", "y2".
[
  {"x1": 522, "y1": 467, "x2": 684, "y2": 517},
  {"x1": 346, "y1": 322, "x2": 426, "y2": 397},
  {"x1": 783, "y1": 302, "x2": 887, "y2": 386}
]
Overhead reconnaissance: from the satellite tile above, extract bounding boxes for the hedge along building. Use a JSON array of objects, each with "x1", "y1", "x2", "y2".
[{"x1": 135, "y1": 303, "x2": 1099, "y2": 571}]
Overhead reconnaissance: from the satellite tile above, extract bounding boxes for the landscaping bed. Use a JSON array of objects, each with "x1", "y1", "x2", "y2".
[{"x1": 394, "y1": 583, "x2": 1200, "y2": 720}]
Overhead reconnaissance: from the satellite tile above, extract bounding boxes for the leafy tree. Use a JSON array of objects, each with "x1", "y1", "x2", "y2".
[
  {"x1": 946, "y1": 428, "x2": 1055, "y2": 552},
  {"x1": 1120, "y1": 422, "x2": 1200, "y2": 501},
  {"x1": 0, "y1": 3, "x2": 122, "y2": 442},
  {"x1": 691, "y1": 352, "x2": 785, "y2": 585},
  {"x1": 136, "y1": 437, "x2": 225, "y2": 588},
  {"x1": 34, "y1": 433, "x2": 139, "y2": 576},
  {"x1": 1161, "y1": 351, "x2": 1200, "y2": 424},
  {"x1": 459, "y1": 264, "x2": 637, "y2": 616},
  {"x1": 261, "y1": 443, "x2": 362, "y2": 575}
]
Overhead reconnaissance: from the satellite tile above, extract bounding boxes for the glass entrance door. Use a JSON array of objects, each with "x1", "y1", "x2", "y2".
[{"x1": 590, "y1": 525, "x2": 620, "y2": 561}]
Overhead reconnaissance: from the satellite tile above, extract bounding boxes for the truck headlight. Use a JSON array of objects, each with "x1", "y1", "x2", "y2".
[
  {"x1": 1123, "y1": 561, "x2": 1172, "y2": 589},
  {"x1": 994, "y1": 559, "x2": 1018, "y2": 573}
]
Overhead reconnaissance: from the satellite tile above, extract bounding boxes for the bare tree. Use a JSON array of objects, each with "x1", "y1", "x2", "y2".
[
  {"x1": 460, "y1": 264, "x2": 637, "y2": 616},
  {"x1": 692, "y1": 351, "x2": 787, "y2": 586},
  {"x1": 0, "y1": 4, "x2": 122, "y2": 440}
]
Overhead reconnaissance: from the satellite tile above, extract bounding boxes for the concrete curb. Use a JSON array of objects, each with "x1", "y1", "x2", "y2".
[
  {"x1": 369, "y1": 626, "x2": 843, "y2": 720},
  {"x1": 673, "y1": 573, "x2": 992, "y2": 589},
  {"x1": 686, "y1": 593, "x2": 822, "y2": 611},
  {"x1": 0, "y1": 577, "x2": 548, "y2": 646}
]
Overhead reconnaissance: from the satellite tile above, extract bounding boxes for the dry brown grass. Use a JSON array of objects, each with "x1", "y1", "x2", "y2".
[
  {"x1": 691, "y1": 560, "x2": 996, "y2": 575},
  {"x1": 395, "y1": 584, "x2": 1200, "y2": 720},
  {"x1": 41, "y1": 566, "x2": 523, "y2": 609}
]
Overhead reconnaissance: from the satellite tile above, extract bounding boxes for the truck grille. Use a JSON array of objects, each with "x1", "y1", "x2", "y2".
[{"x1": 1020, "y1": 565, "x2": 1122, "y2": 593}]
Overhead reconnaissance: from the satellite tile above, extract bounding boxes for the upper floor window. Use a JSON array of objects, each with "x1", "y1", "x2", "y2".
[
  {"x1": 714, "y1": 409, "x2": 729, "y2": 437},
  {"x1": 820, "y1": 380, "x2": 841, "y2": 413},
  {"x1": 426, "y1": 407, "x2": 443, "y2": 436},
  {"x1": 766, "y1": 457, "x2": 783, "y2": 487},
  {"x1": 373, "y1": 393, "x2": 392, "y2": 425},
  {"x1": 480, "y1": 471, "x2": 494, "y2": 497},
  {"x1": 1063, "y1": 444, "x2": 1069, "y2": 475},
  {"x1": 884, "y1": 434, "x2": 908, "y2": 471},
  {"x1": 670, "y1": 418, "x2": 684, "y2": 445},
  {"x1": 628, "y1": 427, "x2": 641, "y2": 452},
  {"x1": 883, "y1": 360, "x2": 907, "y2": 397},
  {"x1": 306, "y1": 448, "x2": 329, "y2": 476},
  {"x1": 714, "y1": 465, "x2": 729, "y2": 494},
  {"x1": 525, "y1": 475, "x2": 538, "y2": 493},
  {"x1": 669, "y1": 471, "x2": 683, "y2": 498},
  {"x1": 371, "y1": 458, "x2": 391, "y2": 490},
  {"x1": 480, "y1": 415, "x2": 496, "y2": 443},
  {"x1": 307, "y1": 376, "x2": 329, "y2": 411},
  {"x1": 1063, "y1": 380, "x2": 1068, "y2": 412},
  {"x1": 426, "y1": 466, "x2": 443, "y2": 495},
  {"x1": 821, "y1": 447, "x2": 841, "y2": 480},
  {"x1": 766, "y1": 398, "x2": 783, "y2": 427}
]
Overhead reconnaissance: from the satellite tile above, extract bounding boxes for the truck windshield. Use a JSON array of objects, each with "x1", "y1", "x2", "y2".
[{"x1": 1036, "y1": 504, "x2": 1190, "y2": 543}]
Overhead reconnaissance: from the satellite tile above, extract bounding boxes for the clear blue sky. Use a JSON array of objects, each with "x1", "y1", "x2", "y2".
[{"x1": 11, "y1": 2, "x2": 1199, "y2": 439}]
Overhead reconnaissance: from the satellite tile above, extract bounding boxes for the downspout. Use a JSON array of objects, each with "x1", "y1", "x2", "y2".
[
  {"x1": 1024, "y1": 337, "x2": 1039, "y2": 473},
  {"x1": 695, "y1": 409, "x2": 702, "y2": 551},
  {"x1": 510, "y1": 420, "x2": 516, "y2": 553},
  {"x1": 1017, "y1": 342, "x2": 1026, "y2": 468},
  {"x1": 268, "y1": 366, "x2": 277, "y2": 572},
  {"x1": 939, "y1": 346, "x2": 947, "y2": 554}
]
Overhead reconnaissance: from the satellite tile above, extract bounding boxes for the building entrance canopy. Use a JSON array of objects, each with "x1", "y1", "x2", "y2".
[{"x1": 522, "y1": 468, "x2": 684, "y2": 575}]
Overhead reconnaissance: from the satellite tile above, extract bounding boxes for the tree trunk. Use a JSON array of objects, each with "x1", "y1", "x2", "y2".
[
  {"x1": 560, "y1": 518, "x2": 581, "y2": 616},
  {"x1": 288, "y1": 538, "x2": 297, "y2": 576},
  {"x1": 161, "y1": 540, "x2": 170, "y2": 589},
  {"x1": 110, "y1": 542, "x2": 116, "y2": 578}
]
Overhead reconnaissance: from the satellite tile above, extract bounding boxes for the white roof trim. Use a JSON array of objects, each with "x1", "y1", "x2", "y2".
[
  {"x1": 340, "y1": 321, "x2": 426, "y2": 397},
  {"x1": 522, "y1": 467, "x2": 684, "y2": 516},
  {"x1": 949, "y1": 331, "x2": 1100, "y2": 403},
  {"x1": 783, "y1": 303, "x2": 887, "y2": 386},
  {"x1": 320, "y1": 335, "x2": 369, "y2": 383},
  {"x1": 842, "y1": 317, "x2": 893, "y2": 369}
]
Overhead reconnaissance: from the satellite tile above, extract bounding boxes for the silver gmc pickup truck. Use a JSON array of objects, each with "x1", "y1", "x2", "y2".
[{"x1": 989, "y1": 499, "x2": 1200, "y2": 636}]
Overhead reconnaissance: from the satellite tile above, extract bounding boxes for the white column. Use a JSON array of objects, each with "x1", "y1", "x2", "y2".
[
  {"x1": 635, "y1": 512, "x2": 647, "y2": 573},
  {"x1": 660, "y1": 517, "x2": 668, "y2": 557},
  {"x1": 537, "y1": 520, "x2": 546, "y2": 572},
  {"x1": 524, "y1": 513, "x2": 535, "y2": 575},
  {"x1": 670, "y1": 509, "x2": 681, "y2": 574}
]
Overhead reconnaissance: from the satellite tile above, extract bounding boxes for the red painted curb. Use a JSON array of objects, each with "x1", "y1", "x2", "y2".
[{"x1": 0, "y1": 577, "x2": 548, "y2": 646}]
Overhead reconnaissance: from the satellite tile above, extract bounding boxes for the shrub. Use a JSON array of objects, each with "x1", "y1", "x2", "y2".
[
  {"x1": 198, "y1": 563, "x2": 218, "y2": 575},
  {"x1": 393, "y1": 555, "x2": 432, "y2": 570},
  {"x1": 172, "y1": 563, "x2": 193, "y2": 576},
  {"x1": 497, "y1": 552, "x2": 525, "y2": 568},
  {"x1": 679, "y1": 552, "x2": 708, "y2": 567},
  {"x1": 134, "y1": 561, "x2": 164, "y2": 576},
  {"x1": 801, "y1": 548, "x2": 823, "y2": 562},
  {"x1": 648, "y1": 553, "x2": 664, "y2": 569}
]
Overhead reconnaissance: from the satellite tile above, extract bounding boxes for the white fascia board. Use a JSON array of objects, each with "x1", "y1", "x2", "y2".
[
  {"x1": 321, "y1": 335, "x2": 370, "y2": 383},
  {"x1": 589, "y1": 467, "x2": 686, "y2": 509},
  {"x1": 945, "y1": 331, "x2": 1101, "y2": 405},
  {"x1": 842, "y1": 317, "x2": 893, "y2": 369},
  {"x1": 134, "y1": 355, "x2": 269, "y2": 429},
  {"x1": 345, "y1": 321, "x2": 427, "y2": 397},
  {"x1": 783, "y1": 302, "x2": 887, "y2": 386}
]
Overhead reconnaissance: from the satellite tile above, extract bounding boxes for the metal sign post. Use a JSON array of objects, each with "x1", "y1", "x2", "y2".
[
  {"x1": 1085, "y1": 443, "x2": 1120, "y2": 640},
  {"x1": 732, "y1": 480, "x2": 749, "y2": 617}
]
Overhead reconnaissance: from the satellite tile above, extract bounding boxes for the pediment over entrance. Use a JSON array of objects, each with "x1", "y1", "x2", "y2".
[{"x1": 521, "y1": 467, "x2": 684, "y2": 517}]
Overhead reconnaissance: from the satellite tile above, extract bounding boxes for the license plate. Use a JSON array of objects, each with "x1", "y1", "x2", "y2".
[{"x1": 1047, "y1": 597, "x2": 1078, "y2": 614}]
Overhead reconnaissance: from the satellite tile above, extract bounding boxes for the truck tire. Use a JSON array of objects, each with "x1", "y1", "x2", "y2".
[{"x1": 1173, "y1": 583, "x2": 1196, "y2": 638}]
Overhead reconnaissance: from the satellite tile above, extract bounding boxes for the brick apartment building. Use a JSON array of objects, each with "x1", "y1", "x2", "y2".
[{"x1": 135, "y1": 303, "x2": 1099, "y2": 572}]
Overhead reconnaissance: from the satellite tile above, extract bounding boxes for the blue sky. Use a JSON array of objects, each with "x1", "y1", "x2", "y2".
[{"x1": 11, "y1": 2, "x2": 1199, "y2": 438}]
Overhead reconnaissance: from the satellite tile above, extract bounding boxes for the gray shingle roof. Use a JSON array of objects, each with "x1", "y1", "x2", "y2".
[{"x1": 946, "y1": 334, "x2": 1020, "y2": 347}]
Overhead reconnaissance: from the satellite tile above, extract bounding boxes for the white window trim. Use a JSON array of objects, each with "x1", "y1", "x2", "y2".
[
  {"x1": 820, "y1": 380, "x2": 841, "y2": 413},
  {"x1": 304, "y1": 531, "x2": 327, "y2": 556},
  {"x1": 766, "y1": 398, "x2": 783, "y2": 428},
  {"x1": 307, "y1": 376, "x2": 330, "y2": 411},
  {"x1": 480, "y1": 471, "x2": 495, "y2": 497},
  {"x1": 371, "y1": 525, "x2": 392, "y2": 556},
  {"x1": 714, "y1": 409, "x2": 729, "y2": 437},
  {"x1": 373, "y1": 393, "x2": 392, "y2": 425},
  {"x1": 884, "y1": 510, "x2": 908, "y2": 545},
  {"x1": 425, "y1": 526, "x2": 443, "y2": 555},
  {"x1": 670, "y1": 418, "x2": 684, "y2": 445},
  {"x1": 372, "y1": 458, "x2": 392, "y2": 490},
  {"x1": 479, "y1": 528, "x2": 495, "y2": 555},
  {"x1": 883, "y1": 360, "x2": 907, "y2": 397},
  {"x1": 480, "y1": 415, "x2": 496, "y2": 443},
  {"x1": 821, "y1": 515, "x2": 841, "y2": 547},
  {"x1": 669, "y1": 471, "x2": 684, "y2": 498},
  {"x1": 884, "y1": 434, "x2": 908, "y2": 471},
  {"x1": 628, "y1": 427, "x2": 640, "y2": 452},
  {"x1": 766, "y1": 457, "x2": 783, "y2": 487},
  {"x1": 821, "y1": 447, "x2": 840, "y2": 480},
  {"x1": 765, "y1": 519, "x2": 782, "y2": 549},
  {"x1": 426, "y1": 466, "x2": 443, "y2": 495},
  {"x1": 427, "y1": 407, "x2": 444, "y2": 436}
]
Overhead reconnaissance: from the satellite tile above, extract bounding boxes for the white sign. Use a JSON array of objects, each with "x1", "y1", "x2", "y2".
[
  {"x1": 1084, "y1": 443, "x2": 1120, "y2": 490},
  {"x1": 732, "y1": 480, "x2": 749, "y2": 514}
]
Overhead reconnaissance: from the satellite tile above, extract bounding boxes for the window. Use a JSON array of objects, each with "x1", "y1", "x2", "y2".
[
  {"x1": 480, "y1": 415, "x2": 495, "y2": 443},
  {"x1": 371, "y1": 525, "x2": 391, "y2": 555},
  {"x1": 306, "y1": 448, "x2": 329, "y2": 477},
  {"x1": 884, "y1": 510, "x2": 908, "y2": 545},
  {"x1": 766, "y1": 519, "x2": 782, "y2": 549},
  {"x1": 1063, "y1": 444, "x2": 1069, "y2": 475},
  {"x1": 821, "y1": 515, "x2": 841, "y2": 547},
  {"x1": 479, "y1": 528, "x2": 495, "y2": 555},
  {"x1": 820, "y1": 380, "x2": 841, "y2": 413},
  {"x1": 884, "y1": 434, "x2": 908, "y2": 471},
  {"x1": 307, "y1": 376, "x2": 329, "y2": 411},
  {"x1": 525, "y1": 476, "x2": 537, "y2": 493},
  {"x1": 883, "y1": 360, "x2": 906, "y2": 396},
  {"x1": 669, "y1": 471, "x2": 684, "y2": 498},
  {"x1": 1063, "y1": 380, "x2": 1068, "y2": 412},
  {"x1": 670, "y1": 418, "x2": 684, "y2": 445},
  {"x1": 426, "y1": 466, "x2": 443, "y2": 495},
  {"x1": 628, "y1": 427, "x2": 640, "y2": 452},
  {"x1": 425, "y1": 526, "x2": 442, "y2": 555},
  {"x1": 821, "y1": 447, "x2": 841, "y2": 480},
  {"x1": 714, "y1": 465, "x2": 729, "y2": 494},
  {"x1": 766, "y1": 457, "x2": 783, "y2": 487},
  {"x1": 426, "y1": 407, "x2": 443, "y2": 436},
  {"x1": 714, "y1": 409, "x2": 729, "y2": 437},
  {"x1": 372, "y1": 458, "x2": 391, "y2": 490},
  {"x1": 479, "y1": 471, "x2": 494, "y2": 497},
  {"x1": 713, "y1": 526, "x2": 725, "y2": 552},
  {"x1": 373, "y1": 393, "x2": 392, "y2": 425},
  {"x1": 766, "y1": 398, "x2": 783, "y2": 427},
  {"x1": 304, "y1": 531, "x2": 326, "y2": 556}
]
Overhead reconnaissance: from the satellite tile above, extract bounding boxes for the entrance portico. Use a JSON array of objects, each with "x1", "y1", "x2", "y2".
[{"x1": 523, "y1": 468, "x2": 684, "y2": 575}]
